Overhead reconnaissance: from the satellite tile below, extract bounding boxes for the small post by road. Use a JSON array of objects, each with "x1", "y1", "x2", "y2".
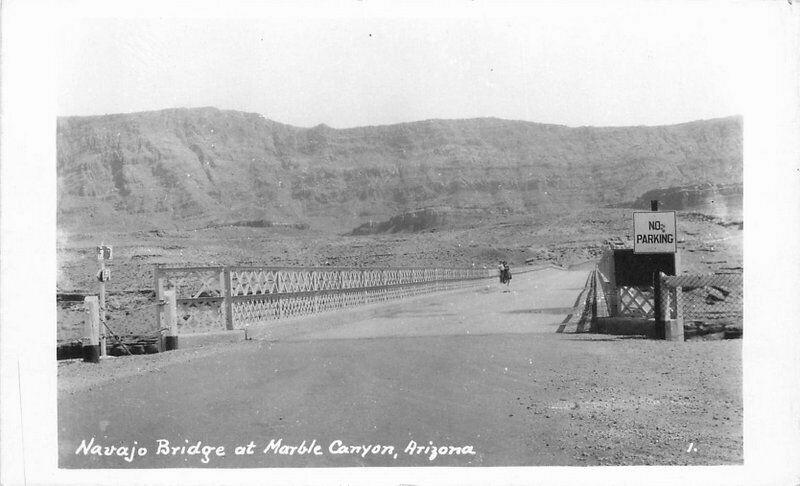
[
  {"x1": 590, "y1": 269, "x2": 599, "y2": 332},
  {"x1": 96, "y1": 243, "x2": 113, "y2": 357},
  {"x1": 223, "y1": 266, "x2": 234, "y2": 330},
  {"x1": 607, "y1": 249, "x2": 618, "y2": 316},
  {"x1": 83, "y1": 296, "x2": 101, "y2": 363},
  {"x1": 154, "y1": 266, "x2": 165, "y2": 351},
  {"x1": 99, "y1": 259, "x2": 107, "y2": 357},
  {"x1": 164, "y1": 288, "x2": 179, "y2": 351},
  {"x1": 661, "y1": 273, "x2": 684, "y2": 342},
  {"x1": 654, "y1": 271, "x2": 665, "y2": 339},
  {"x1": 650, "y1": 199, "x2": 659, "y2": 211}
]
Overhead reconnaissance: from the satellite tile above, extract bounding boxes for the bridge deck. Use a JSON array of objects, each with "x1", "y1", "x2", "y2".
[{"x1": 248, "y1": 267, "x2": 586, "y2": 343}]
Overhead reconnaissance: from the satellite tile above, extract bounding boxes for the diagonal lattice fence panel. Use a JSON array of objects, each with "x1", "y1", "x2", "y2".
[
  {"x1": 617, "y1": 285, "x2": 655, "y2": 318},
  {"x1": 156, "y1": 265, "x2": 494, "y2": 333}
]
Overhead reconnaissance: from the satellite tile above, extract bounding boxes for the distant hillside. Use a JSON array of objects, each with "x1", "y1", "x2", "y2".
[{"x1": 56, "y1": 107, "x2": 742, "y2": 231}]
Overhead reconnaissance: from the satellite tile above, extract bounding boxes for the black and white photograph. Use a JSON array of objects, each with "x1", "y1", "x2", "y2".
[{"x1": 1, "y1": 1, "x2": 799, "y2": 485}]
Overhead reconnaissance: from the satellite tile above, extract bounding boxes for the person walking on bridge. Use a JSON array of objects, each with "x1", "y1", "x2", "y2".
[{"x1": 498, "y1": 261, "x2": 512, "y2": 286}]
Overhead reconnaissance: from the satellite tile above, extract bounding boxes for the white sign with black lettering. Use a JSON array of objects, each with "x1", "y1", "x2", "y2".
[
  {"x1": 96, "y1": 268, "x2": 110, "y2": 282},
  {"x1": 633, "y1": 211, "x2": 677, "y2": 254},
  {"x1": 97, "y1": 245, "x2": 113, "y2": 260}
]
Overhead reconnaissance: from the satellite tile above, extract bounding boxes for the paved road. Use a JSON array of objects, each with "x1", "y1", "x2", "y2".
[{"x1": 58, "y1": 267, "x2": 742, "y2": 468}]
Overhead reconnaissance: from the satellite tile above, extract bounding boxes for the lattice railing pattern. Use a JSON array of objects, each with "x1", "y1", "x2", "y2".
[
  {"x1": 156, "y1": 265, "x2": 493, "y2": 332},
  {"x1": 617, "y1": 286, "x2": 655, "y2": 318},
  {"x1": 176, "y1": 300, "x2": 225, "y2": 334},
  {"x1": 230, "y1": 280, "x2": 478, "y2": 327},
  {"x1": 228, "y1": 267, "x2": 477, "y2": 296},
  {"x1": 594, "y1": 251, "x2": 618, "y2": 316},
  {"x1": 157, "y1": 267, "x2": 225, "y2": 299}
]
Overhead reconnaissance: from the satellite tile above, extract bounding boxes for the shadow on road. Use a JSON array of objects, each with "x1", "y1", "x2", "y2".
[
  {"x1": 562, "y1": 335, "x2": 648, "y2": 341},
  {"x1": 504, "y1": 306, "x2": 575, "y2": 315}
]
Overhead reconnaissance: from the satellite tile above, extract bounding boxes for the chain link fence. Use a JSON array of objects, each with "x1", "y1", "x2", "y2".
[
  {"x1": 57, "y1": 293, "x2": 164, "y2": 359},
  {"x1": 658, "y1": 272, "x2": 743, "y2": 338}
]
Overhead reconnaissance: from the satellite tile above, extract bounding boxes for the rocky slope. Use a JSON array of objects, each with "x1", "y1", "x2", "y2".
[
  {"x1": 57, "y1": 107, "x2": 742, "y2": 231},
  {"x1": 630, "y1": 182, "x2": 743, "y2": 221}
]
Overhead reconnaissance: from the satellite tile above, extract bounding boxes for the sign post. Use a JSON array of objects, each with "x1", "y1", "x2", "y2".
[
  {"x1": 83, "y1": 296, "x2": 101, "y2": 363},
  {"x1": 632, "y1": 208, "x2": 679, "y2": 340},
  {"x1": 96, "y1": 244, "x2": 113, "y2": 357}
]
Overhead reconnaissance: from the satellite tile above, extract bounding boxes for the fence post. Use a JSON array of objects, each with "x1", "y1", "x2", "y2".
[
  {"x1": 590, "y1": 269, "x2": 599, "y2": 332},
  {"x1": 659, "y1": 273, "x2": 684, "y2": 342},
  {"x1": 607, "y1": 250, "x2": 618, "y2": 316},
  {"x1": 164, "y1": 288, "x2": 179, "y2": 350},
  {"x1": 223, "y1": 266, "x2": 234, "y2": 330},
  {"x1": 154, "y1": 266, "x2": 165, "y2": 350},
  {"x1": 666, "y1": 285, "x2": 685, "y2": 342},
  {"x1": 98, "y1": 280, "x2": 107, "y2": 358},
  {"x1": 654, "y1": 272, "x2": 665, "y2": 339},
  {"x1": 83, "y1": 296, "x2": 101, "y2": 363}
]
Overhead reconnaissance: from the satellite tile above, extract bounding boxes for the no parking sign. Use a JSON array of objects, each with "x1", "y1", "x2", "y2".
[
  {"x1": 96, "y1": 245, "x2": 113, "y2": 260},
  {"x1": 633, "y1": 211, "x2": 677, "y2": 254}
]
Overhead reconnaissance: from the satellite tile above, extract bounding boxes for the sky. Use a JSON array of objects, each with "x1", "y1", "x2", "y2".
[{"x1": 56, "y1": 2, "x2": 751, "y2": 128}]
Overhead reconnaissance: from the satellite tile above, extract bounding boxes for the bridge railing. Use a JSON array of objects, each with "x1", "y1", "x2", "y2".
[{"x1": 154, "y1": 265, "x2": 495, "y2": 333}]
